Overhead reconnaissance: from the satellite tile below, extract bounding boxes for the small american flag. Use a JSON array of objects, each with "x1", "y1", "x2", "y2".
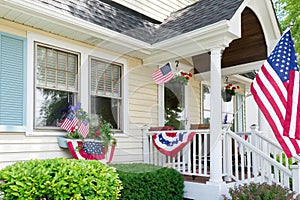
[
  {"x1": 250, "y1": 29, "x2": 300, "y2": 158},
  {"x1": 78, "y1": 118, "x2": 89, "y2": 138},
  {"x1": 60, "y1": 112, "x2": 79, "y2": 132},
  {"x1": 152, "y1": 63, "x2": 174, "y2": 84}
]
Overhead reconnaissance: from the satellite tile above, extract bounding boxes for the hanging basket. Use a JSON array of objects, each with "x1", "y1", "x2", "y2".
[{"x1": 222, "y1": 91, "x2": 232, "y2": 102}]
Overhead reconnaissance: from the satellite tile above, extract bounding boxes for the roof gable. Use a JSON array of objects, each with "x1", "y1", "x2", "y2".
[
  {"x1": 29, "y1": 0, "x2": 244, "y2": 44},
  {"x1": 154, "y1": 0, "x2": 244, "y2": 43}
]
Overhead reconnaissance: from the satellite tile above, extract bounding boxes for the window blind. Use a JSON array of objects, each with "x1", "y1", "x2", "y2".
[{"x1": 91, "y1": 59, "x2": 121, "y2": 97}]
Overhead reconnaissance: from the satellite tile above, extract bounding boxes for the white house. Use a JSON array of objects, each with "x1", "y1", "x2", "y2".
[{"x1": 1, "y1": 0, "x2": 299, "y2": 199}]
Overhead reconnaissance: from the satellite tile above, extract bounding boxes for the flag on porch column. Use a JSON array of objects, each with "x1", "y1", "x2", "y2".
[
  {"x1": 152, "y1": 131, "x2": 196, "y2": 157},
  {"x1": 250, "y1": 29, "x2": 300, "y2": 158}
]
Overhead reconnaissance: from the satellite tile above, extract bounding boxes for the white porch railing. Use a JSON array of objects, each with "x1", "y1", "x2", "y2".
[
  {"x1": 142, "y1": 126, "x2": 211, "y2": 177},
  {"x1": 142, "y1": 125, "x2": 300, "y2": 194}
]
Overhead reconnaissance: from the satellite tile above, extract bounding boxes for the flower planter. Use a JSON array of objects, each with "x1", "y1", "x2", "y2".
[
  {"x1": 222, "y1": 91, "x2": 232, "y2": 102},
  {"x1": 57, "y1": 136, "x2": 81, "y2": 148}
]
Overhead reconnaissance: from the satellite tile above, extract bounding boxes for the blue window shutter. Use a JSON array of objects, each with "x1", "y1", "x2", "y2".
[{"x1": 0, "y1": 33, "x2": 26, "y2": 127}]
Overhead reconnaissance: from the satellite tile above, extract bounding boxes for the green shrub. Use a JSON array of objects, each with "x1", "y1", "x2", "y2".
[
  {"x1": 0, "y1": 158, "x2": 122, "y2": 200},
  {"x1": 227, "y1": 182, "x2": 294, "y2": 200},
  {"x1": 111, "y1": 163, "x2": 184, "y2": 200}
]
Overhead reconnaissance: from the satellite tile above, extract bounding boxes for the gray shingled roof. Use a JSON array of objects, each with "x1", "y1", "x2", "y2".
[{"x1": 29, "y1": 0, "x2": 244, "y2": 44}]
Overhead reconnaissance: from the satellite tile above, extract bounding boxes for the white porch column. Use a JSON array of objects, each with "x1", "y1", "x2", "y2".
[{"x1": 209, "y1": 48, "x2": 224, "y2": 183}]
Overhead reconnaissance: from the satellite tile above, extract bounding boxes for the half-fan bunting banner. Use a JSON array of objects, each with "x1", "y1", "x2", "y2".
[{"x1": 152, "y1": 131, "x2": 196, "y2": 157}]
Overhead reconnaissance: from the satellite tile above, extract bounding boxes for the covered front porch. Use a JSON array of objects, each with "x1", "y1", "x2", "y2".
[{"x1": 142, "y1": 125, "x2": 300, "y2": 199}]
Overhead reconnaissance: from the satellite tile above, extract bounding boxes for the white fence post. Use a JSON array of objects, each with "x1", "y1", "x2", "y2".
[
  {"x1": 142, "y1": 125, "x2": 150, "y2": 164},
  {"x1": 250, "y1": 124, "x2": 258, "y2": 177},
  {"x1": 291, "y1": 163, "x2": 300, "y2": 195}
]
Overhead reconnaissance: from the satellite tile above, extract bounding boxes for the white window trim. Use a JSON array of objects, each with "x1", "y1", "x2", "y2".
[{"x1": 26, "y1": 32, "x2": 128, "y2": 136}]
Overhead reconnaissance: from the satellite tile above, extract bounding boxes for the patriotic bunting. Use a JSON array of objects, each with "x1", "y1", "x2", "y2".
[
  {"x1": 67, "y1": 140, "x2": 116, "y2": 164},
  {"x1": 152, "y1": 131, "x2": 196, "y2": 157}
]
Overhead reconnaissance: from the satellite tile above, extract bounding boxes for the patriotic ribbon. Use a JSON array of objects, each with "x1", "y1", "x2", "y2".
[{"x1": 152, "y1": 131, "x2": 196, "y2": 157}]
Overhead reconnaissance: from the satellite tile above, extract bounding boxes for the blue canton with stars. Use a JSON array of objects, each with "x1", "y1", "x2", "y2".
[
  {"x1": 267, "y1": 30, "x2": 299, "y2": 83},
  {"x1": 83, "y1": 141, "x2": 105, "y2": 155},
  {"x1": 158, "y1": 132, "x2": 187, "y2": 146}
]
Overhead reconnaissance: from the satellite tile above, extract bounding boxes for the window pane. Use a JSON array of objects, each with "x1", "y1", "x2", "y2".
[
  {"x1": 112, "y1": 65, "x2": 121, "y2": 97},
  {"x1": 47, "y1": 49, "x2": 57, "y2": 68},
  {"x1": 67, "y1": 73, "x2": 77, "y2": 91},
  {"x1": 57, "y1": 52, "x2": 67, "y2": 70},
  {"x1": 35, "y1": 88, "x2": 74, "y2": 127},
  {"x1": 68, "y1": 54, "x2": 77, "y2": 73},
  {"x1": 36, "y1": 45, "x2": 78, "y2": 91},
  {"x1": 91, "y1": 96, "x2": 120, "y2": 129},
  {"x1": 203, "y1": 111, "x2": 210, "y2": 124},
  {"x1": 46, "y1": 68, "x2": 56, "y2": 88},
  {"x1": 36, "y1": 66, "x2": 46, "y2": 86},
  {"x1": 91, "y1": 59, "x2": 121, "y2": 97}
]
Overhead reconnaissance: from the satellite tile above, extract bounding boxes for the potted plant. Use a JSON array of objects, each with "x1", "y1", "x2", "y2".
[
  {"x1": 222, "y1": 83, "x2": 240, "y2": 102},
  {"x1": 170, "y1": 70, "x2": 193, "y2": 86},
  {"x1": 85, "y1": 116, "x2": 117, "y2": 153}
]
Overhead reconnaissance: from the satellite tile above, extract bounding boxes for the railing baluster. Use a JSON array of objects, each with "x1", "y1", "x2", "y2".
[
  {"x1": 198, "y1": 133, "x2": 202, "y2": 175},
  {"x1": 187, "y1": 141, "x2": 191, "y2": 174},
  {"x1": 204, "y1": 133, "x2": 208, "y2": 175},
  {"x1": 246, "y1": 149, "x2": 251, "y2": 183},
  {"x1": 234, "y1": 140, "x2": 239, "y2": 180},
  {"x1": 192, "y1": 136, "x2": 196, "y2": 175},
  {"x1": 240, "y1": 144, "x2": 245, "y2": 181}
]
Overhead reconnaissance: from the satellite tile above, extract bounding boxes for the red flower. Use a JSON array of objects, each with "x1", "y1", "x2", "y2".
[
  {"x1": 185, "y1": 76, "x2": 190, "y2": 80},
  {"x1": 95, "y1": 129, "x2": 101, "y2": 137},
  {"x1": 181, "y1": 72, "x2": 186, "y2": 76},
  {"x1": 237, "y1": 86, "x2": 240, "y2": 89},
  {"x1": 189, "y1": 73, "x2": 192, "y2": 77}
]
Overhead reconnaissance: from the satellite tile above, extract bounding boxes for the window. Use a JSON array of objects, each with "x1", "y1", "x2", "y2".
[
  {"x1": 202, "y1": 83, "x2": 235, "y2": 124},
  {"x1": 0, "y1": 33, "x2": 26, "y2": 129},
  {"x1": 34, "y1": 44, "x2": 78, "y2": 128},
  {"x1": 90, "y1": 58, "x2": 122, "y2": 130}
]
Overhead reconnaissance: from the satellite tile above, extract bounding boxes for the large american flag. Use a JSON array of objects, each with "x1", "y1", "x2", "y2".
[
  {"x1": 60, "y1": 112, "x2": 79, "y2": 132},
  {"x1": 78, "y1": 118, "x2": 89, "y2": 138},
  {"x1": 250, "y1": 30, "x2": 300, "y2": 158},
  {"x1": 152, "y1": 63, "x2": 174, "y2": 84}
]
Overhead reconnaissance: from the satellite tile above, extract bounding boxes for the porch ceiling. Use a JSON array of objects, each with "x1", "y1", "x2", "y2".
[{"x1": 192, "y1": 7, "x2": 268, "y2": 75}]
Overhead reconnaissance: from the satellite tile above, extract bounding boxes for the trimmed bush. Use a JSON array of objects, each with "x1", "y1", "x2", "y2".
[
  {"x1": 0, "y1": 158, "x2": 122, "y2": 199},
  {"x1": 111, "y1": 163, "x2": 184, "y2": 200},
  {"x1": 226, "y1": 182, "x2": 294, "y2": 200}
]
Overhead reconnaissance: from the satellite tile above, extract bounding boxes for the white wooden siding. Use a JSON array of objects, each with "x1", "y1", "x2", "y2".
[
  {"x1": 0, "y1": 134, "x2": 71, "y2": 169},
  {"x1": 189, "y1": 78, "x2": 201, "y2": 125}
]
